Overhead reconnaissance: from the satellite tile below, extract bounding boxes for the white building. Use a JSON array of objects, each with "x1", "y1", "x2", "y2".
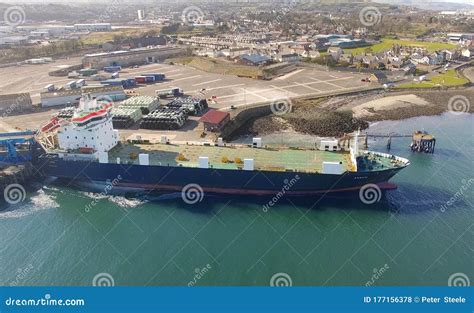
[
  {"x1": 74, "y1": 23, "x2": 112, "y2": 32},
  {"x1": 137, "y1": 10, "x2": 145, "y2": 21}
]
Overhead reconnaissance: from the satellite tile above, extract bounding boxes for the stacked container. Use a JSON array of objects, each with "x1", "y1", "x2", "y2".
[
  {"x1": 140, "y1": 108, "x2": 187, "y2": 130},
  {"x1": 167, "y1": 97, "x2": 208, "y2": 116},
  {"x1": 119, "y1": 96, "x2": 160, "y2": 114},
  {"x1": 111, "y1": 106, "x2": 143, "y2": 129}
]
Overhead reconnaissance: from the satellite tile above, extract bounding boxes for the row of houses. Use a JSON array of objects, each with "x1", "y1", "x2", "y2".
[{"x1": 328, "y1": 44, "x2": 474, "y2": 72}]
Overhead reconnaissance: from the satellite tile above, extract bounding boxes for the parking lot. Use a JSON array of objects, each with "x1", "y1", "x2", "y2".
[{"x1": 0, "y1": 58, "x2": 373, "y2": 136}]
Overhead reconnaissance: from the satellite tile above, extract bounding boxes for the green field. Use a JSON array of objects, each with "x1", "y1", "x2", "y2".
[
  {"x1": 344, "y1": 38, "x2": 456, "y2": 56},
  {"x1": 397, "y1": 69, "x2": 470, "y2": 89}
]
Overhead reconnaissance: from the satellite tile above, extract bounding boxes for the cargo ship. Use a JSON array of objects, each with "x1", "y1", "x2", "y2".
[{"x1": 35, "y1": 94, "x2": 410, "y2": 197}]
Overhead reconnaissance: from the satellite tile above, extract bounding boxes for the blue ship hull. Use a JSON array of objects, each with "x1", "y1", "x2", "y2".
[{"x1": 36, "y1": 155, "x2": 405, "y2": 195}]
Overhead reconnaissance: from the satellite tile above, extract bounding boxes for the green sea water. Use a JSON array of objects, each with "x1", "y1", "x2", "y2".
[{"x1": 0, "y1": 113, "x2": 472, "y2": 286}]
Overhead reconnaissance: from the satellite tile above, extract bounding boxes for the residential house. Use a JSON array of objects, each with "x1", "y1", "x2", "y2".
[
  {"x1": 362, "y1": 55, "x2": 384, "y2": 70},
  {"x1": 411, "y1": 54, "x2": 430, "y2": 65},
  {"x1": 339, "y1": 54, "x2": 354, "y2": 64},
  {"x1": 301, "y1": 50, "x2": 321, "y2": 59},
  {"x1": 429, "y1": 52, "x2": 444, "y2": 65},
  {"x1": 369, "y1": 72, "x2": 389, "y2": 84},
  {"x1": 461, "y1": 47, "x2": 473, "y2": 60},
  {"x1": 384, "y1": 57, "x2": 404, "y2": 71},
  {"x1": 402, "y1": 62, "x2": 417, "y2": 75}
]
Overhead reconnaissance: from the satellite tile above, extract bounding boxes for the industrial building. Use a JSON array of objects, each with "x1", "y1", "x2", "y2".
[
  {"x1": 40, "y1": 86, "x2": 126, "y2": 108},
  {"x1": 0, "y1": 93, "x2": 33, "y2": 116},
  {"x1": 82, "y1": 46, "x2": 188, "y2": 68},
  {"x1": 73, "y1": 23, "x2": 112, "y2": 32}
]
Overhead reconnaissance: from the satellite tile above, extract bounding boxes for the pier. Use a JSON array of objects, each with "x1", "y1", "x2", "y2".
[
  {"x1": 410, "y1": 131, "x2": 436, "y2": 154},
  {"x1": 359, "y1": 131, "x2": 436, "y2": 154}
]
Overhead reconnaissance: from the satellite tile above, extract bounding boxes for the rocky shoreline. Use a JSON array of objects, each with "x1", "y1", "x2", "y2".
[{"x1": 239, "y1": 89, "x2": 473, "y2": 138}]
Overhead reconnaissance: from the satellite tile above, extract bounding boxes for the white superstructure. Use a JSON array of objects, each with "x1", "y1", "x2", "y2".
[{"x1": 57, "y1": 94, "x2": 119, "y2": 153}]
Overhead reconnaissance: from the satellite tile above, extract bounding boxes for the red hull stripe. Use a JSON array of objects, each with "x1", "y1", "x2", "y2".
[
  {"x1": 112, "y1": 181, "x2": 398, "y2": 196},
  {"x1": 71, "y1": 103, "x2": 112, "y2": 123}
]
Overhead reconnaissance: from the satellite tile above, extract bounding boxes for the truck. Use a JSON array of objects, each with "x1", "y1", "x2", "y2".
[
  {"x1": 76, "y1": 79, "x2": 86, "y2": 88},
  {"x1": 44, "y1": 84, "x2": 56, "y2": 92},
  {"x1": 111, "y1": 72, "x2": 120, "y2": 79},
  {"x1": 156, "y1": 87, "x2": 184, "y2": 98},
  {"x1": 66, "y1": 81, "x2": 77, "y2": 89},
  {"x1": 142, "y1": 73, "x2": 166, "y2": 81}
]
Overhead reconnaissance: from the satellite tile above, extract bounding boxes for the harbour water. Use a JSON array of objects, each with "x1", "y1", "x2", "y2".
[{"x1": 0, "y1": 113, "x2": 472, "y2": 286}]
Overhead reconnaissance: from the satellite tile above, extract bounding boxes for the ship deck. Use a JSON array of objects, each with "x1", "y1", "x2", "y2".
[{"x1": 108, "y1": 143, "x2": 353, "y2": 173}]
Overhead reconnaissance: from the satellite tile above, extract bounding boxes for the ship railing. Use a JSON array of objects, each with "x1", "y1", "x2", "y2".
[{"x1": 361, "y1": 150, "x2": 411, "y2": 166}]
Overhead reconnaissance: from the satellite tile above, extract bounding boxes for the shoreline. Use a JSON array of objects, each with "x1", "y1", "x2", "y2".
[{"x1": 234, "y1": 89, "x2": 473, "y2": 139}]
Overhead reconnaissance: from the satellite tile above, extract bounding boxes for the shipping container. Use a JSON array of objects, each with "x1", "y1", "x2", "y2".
[
  {"x1": 111, "y1": 106, "x2": 143, "y2": 129},
  {"x1": 140, "y1": 108, "x2": 187, "y2": 130},
  {"x1": 100, "y1": 79, "x2": 125, "y2": 87},
  {"x1": 119, "y1": 96, "x2": 160, "y2": 114},
  {"x1": 79, "y1": 68, "x2": 98, "y2": 76},
  {"x1": 156, "y1": 87, "x2": 184, "y2": 98},
  {"x1": 135, "y1": 76, "x2": 147, "y2": 84},
  {"x1": 142, "y1": 73, "x2": 165, "y2": 81},
  {"x1": 103, "y1": 66, "x2": 122, "y2": 73},
  {"x1": 144, "y1": 76, "x2": 155, "y2": 83}
]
